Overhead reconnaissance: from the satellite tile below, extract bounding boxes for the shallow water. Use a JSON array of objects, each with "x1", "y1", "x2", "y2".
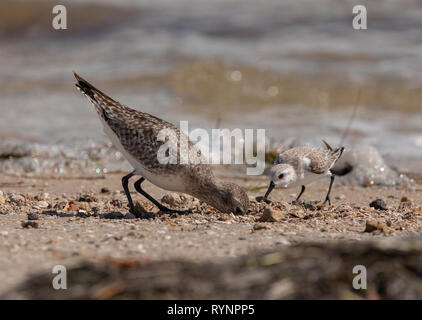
[{"x1": 0, "y1": 0, "x2": 421, "y2": 178}]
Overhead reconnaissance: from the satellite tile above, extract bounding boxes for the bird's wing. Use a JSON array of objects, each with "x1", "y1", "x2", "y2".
[
  {"x1": 303, "y1": 150, "x2": 332, "y2": 174},
  {"x1": 105, "y1": 113, "x2": 174, "y2": 167}
]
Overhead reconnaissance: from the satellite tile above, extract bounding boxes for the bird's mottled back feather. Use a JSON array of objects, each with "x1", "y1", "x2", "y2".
[
  {"x1": 74, "y1": 72, "x2": 213, "y2": 180},
  {"x1": 275, "y1": 145, "x2": 342, "y2": 175}
]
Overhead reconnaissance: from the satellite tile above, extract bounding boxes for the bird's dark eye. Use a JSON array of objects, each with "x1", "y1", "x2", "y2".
[
  {"x1": 235, "y1": 207, "x2": 243, "y2": 214},
  {"x1": 278, "y1": 173, "x2": 284, "y2": 179}
]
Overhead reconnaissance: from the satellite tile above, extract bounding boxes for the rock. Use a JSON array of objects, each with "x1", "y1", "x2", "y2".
[
  {"x1": 364, "y1": 220, "x2": 388, "y2": 233},
  {"x1": 161, "y1": 193, "x2": 183, "y2": 206},
  {"x1": 335, "y1": 204, "x2": 352, "y2": 213},
  {"x1": 111, "y1": 199, "x2": 122, "y2": 208},
  {"x1": 398, "y1": 197, "x2": 413, "y2": 211},
  {"x1": 79, "y1": 194, "x2": 97, "y2": 202},
  {"x1": 253, "y1": 223, "x2": 270, "y2": 231},
  {"x1": 289, "y1": 210, "x2": 305, "y2": 219},
  {"x1": 332, "y1": 145, "x2": 412, "y2": 187},
  {"x1": 218, "y1": 215, "x2": 230, "y2": 221},
  {"x1": 68, "y1": 201, "x2": 79, "y2": 211},
  {"x1": 369, "y1": 199, "x2": 388, "y2": 211},
  {"x1": 101, "y1": 187, "x2": 110, "y2": 194},
  {"x1": 10, "y1": 193, "x2": 25, "y2": 204},
  {"x1": 27, "y1": 213, "x2": 39, "y2": 220},
  {"x1": 101, "y1": 212, "x2": 124, "y2": 219},
  {"x1": 303, "y1": 201, "x2": 318, "y2": 211},
  {"x1": 35, "y1": 193, "x2": 49, "y2": 201},
  {"x1": 56, "y1": 201, "x2": 67, "y2": 210},
  {"x1": 0, "y1": 195, "x2": 6, "y2": 204},
  {"x1": 33, "y1": 201, "x2": 49, "y2": 209},
  {"x1": 133, "y1": 201, "x2": 152, "y2": 218},
  {"x1": 402, "y1": 212, "x2": 413, "y2": 220},
  {"x1": 21, "y1": 221, "x2": 39, "y2": 229},
  {"x1": 261, "y1": 207, "x2": 285, "y2": 222}
]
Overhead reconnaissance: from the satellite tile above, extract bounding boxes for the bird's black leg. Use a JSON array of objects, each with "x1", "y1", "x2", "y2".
[
  {"x1": 295, "y1": 185, "x2": 306, "y2": 202},
  {"x1": 122, "y1": 171, "x2": 135, "y2": 214},
  {"x1": 323, "y1": 174, "x2": 335, "y2": 205},
  {"x1": 133, "y1": 177, "x2": 191, "y2": 214}
]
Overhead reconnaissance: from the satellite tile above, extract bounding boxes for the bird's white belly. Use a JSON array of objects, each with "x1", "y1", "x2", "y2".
[
  {"x1": 101, "y1": 118, "x2": 186, "y2": 193},
  {"x1": 287, "y1": 171, "x2": 328, "y2": 189}
]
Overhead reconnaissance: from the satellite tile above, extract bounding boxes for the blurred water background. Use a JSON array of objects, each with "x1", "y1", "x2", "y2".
[{"x1": 0, "y1": 0, "x2": 421, "y2": 182}]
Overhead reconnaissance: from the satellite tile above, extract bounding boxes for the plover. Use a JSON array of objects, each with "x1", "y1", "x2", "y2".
[
  {"x1": 262, "y1": 140, "x2": 344, "y2": 205},
  {"x1": 73, "y1": 72, "x2": 249, "y2": 216}
]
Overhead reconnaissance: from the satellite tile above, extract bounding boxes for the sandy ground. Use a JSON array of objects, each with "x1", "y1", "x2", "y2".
[{"x1": 0, "y1": 169, "x2": 421, "y2": 298}]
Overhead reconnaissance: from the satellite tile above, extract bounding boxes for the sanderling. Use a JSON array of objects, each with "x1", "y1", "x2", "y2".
[
  {"x1": 262, "y1": 140, "x2": 344, "y2": 205},
  {"x1": 73, "y1": 72, "x2": 249, "y2": 216}
]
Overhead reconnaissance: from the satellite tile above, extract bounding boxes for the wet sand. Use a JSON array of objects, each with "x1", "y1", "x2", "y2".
[{"x1": 0, "y1": 169, "x2": 421, "y2": 298}]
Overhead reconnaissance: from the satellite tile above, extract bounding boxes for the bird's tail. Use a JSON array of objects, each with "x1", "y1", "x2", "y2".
[
  {"x1": 322, "y1": 140, "x2": 344, "y2": 161},
  {"x1": 334, "y1": 146, "x2": 345, "y2": 161}
]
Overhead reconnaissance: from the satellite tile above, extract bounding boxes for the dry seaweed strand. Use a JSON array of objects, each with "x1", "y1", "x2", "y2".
[{"x1": 338, "y1": 88, "x2": 362, "y2": 147}]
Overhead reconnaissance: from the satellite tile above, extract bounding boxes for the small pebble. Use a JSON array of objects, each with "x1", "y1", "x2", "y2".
[
  {"x1": 10, "y1": 194, "x2": 25, "y2": 204},
  {"x1": 161, "y1": 193, "x2": 183, "y2": 206},
  {"x1": 335, "y1": 204, "x2": 351, "y2": 213},
  {"x1": 261, "y1": 207, "x2": 285, "y2": 222},
  {"x1": 33, "y1": 201, "x2": 49, "y2": 209},
  {"x1": 253, "y1": 223, "x2": 270, "y2": 231},
  {"x1": 56, "y1": 201, "x2": 67, "y2": 210},
  {"x1": 369, "y1": 199, "x2": 388, "y2": 211},
  {"x1": 364, "y1": 220, "x2": 388, "y2": 233},
  {"x1": 27, "y1": 213, "x2": 39, "y2": 220},
  {"x1": 22, "y1": 221, "x2": 39, "y2": 229},
  {"x1": 111, "y1": 199, "x2": 122, "y2": 208},
  {"x1": 398, "y1": 196, "x2": 413, "y2": 211},
  {"x1": 35, "y1": 193, "x2": 49, "y2": 201},
  {"x1": 101, "y1": 187, "x2": 110, "y2": 194},
  {"x1": 79, "y1": 194, "x2": 97, "y2": 202}
]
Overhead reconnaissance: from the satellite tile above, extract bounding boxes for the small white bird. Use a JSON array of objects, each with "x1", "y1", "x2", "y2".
[{"x1": 262, "y1": 140, "x2": 344, "y2": 205}]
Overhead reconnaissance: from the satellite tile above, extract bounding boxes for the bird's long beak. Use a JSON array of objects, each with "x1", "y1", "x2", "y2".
[{"x1": 264, "y1": 181, "x2": 275, "y2": 199}]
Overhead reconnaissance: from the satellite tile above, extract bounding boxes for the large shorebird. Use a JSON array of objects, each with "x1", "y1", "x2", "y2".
[
  {"x1": 262, "y1": 141, "x2": 344, "y2": 205},
  {"x1": 74, "y1": 72, "x2": 249, "y2": 216}
]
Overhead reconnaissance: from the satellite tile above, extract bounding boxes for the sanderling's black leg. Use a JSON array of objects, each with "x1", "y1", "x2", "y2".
[
  {"x1": 122, "y1": 171, "x2": 136, "y2": 213},
  {"x1": 133, "y1": 177, "x2": 191, "y2": 214},
  {"x1": 323, "y1": 174, "x2": 335, "y2": 205},
  {"x1": 295, "y1": 185, "x2": 306, "y2": 202}
]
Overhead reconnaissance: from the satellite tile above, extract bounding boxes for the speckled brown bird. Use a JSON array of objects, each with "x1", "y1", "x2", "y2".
[
  {"x1": 73, "y1": 72, "x2": 249, "y2": 216},
  {"x1": 262, "y1": 141, "x2": 344, "y2": 204}
]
